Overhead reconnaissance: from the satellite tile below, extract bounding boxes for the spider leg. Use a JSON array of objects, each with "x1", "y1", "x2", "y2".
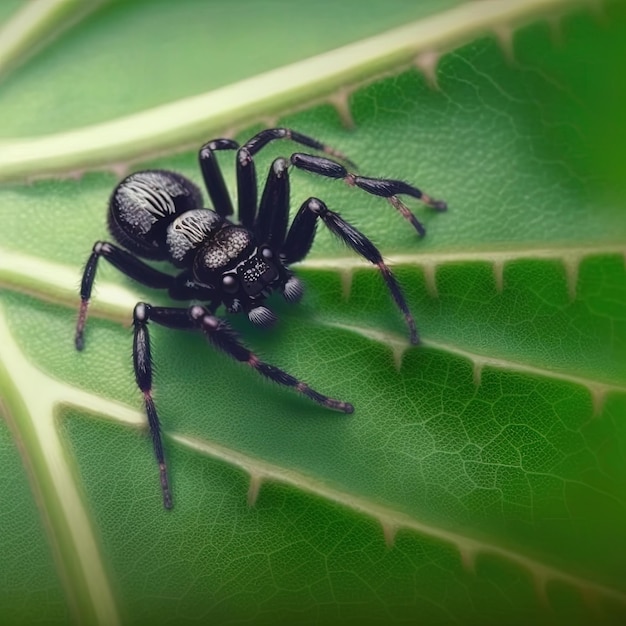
[
  {"x1": 198, "y1": 138, "x2": 239, "y2": 217},
  {"x1": 239, "y1": 128, "x2": 355, "y2": 167},
  {"x1": 75, "y1": 241, "x2": 175, "y2": 350},
  {"x1": 132, "y1": 303, "x2": 195, "y2": 509},
  {"x1": 255, "y1": 157, "x2": 290, "y2": 246},
  {"x1": 252, "y1": 155, "x2": 304, "y2": 302},
  {"x1": 283, "y1": 197, "x2": 419, "y2": 345},
  {"x1": 132, "y1": 302, "x2": 353, "y2": 508},
  {"x1": 290, "y1": 153, "x2": 447, "y2": 237},
  {"x1": 188, "y1": 305, "x2": 354, "y2": 414},
  {"x1": 235, "y1": 128, "x2": 356, "y2": 229}
]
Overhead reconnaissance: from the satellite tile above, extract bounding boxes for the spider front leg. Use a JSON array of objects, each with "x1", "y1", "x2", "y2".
[
  {"x1": 243, "y1": 155, "x2": 304, "y2": 305},
  {"x1": 234, "y1": 127, "x2": 357, "y2": 229},
  {"x1": 252, "y1": 154, "x2": 418, "y2": 339},
  {"x1": 290, "y1": 153, "x2": 447, "y2": 237},
  {"x1": 283, "y1": 197, "x2": 419, "y2": 345},
  {"x1": 198, "y1": 138, "x2": 239, "y2": 217},
  {"x1": 75, "y1": 241, "x2": 176, "y2": 350},
  {"x1": 188, "y1": 305, "x2": 353, "y2": 414}
]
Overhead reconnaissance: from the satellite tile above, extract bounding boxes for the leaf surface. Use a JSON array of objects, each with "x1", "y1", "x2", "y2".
[{"x1": 0, "y1": 1, "x2": 625, "y2": 624}]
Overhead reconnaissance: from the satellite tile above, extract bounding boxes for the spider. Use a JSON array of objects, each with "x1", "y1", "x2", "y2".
[{"x1": 75, "y1": 128, "x2": 446, "y2": 509}]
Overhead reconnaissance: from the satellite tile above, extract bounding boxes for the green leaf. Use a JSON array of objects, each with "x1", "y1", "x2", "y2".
[{"x1": 1, "y1": 1, "x2": 625, "y2": 624}]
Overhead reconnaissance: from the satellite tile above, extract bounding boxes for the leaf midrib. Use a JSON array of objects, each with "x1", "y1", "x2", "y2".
[
  {"x1": 1, "y1": 245, "x2": 623, "y2": 392},
  {"x1": 0, "y1": 0, "x2": 596, "y2": 181},
  {"x1": 0, "y1": 305, "x2": 120, "y2": 626}
]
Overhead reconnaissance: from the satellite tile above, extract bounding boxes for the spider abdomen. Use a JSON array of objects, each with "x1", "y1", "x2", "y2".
[{"x1": 109, "y1": 170, "x2": 203, "y2": 259}]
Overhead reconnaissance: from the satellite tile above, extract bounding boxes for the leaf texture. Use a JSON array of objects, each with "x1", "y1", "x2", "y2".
[{"x1": 0, "y1": 1, "x2": 625, "y2": 625}]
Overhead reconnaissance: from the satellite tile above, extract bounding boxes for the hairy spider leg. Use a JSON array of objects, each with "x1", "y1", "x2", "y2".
[
  {"x1": 240, "y1": 152, "x2": 419, "y2": 343},
  {"x1": 132, "y1": 303, "x2": 192, "y2": 509},
  {"x1": 75, "y1": 242, "x2": 216, "y2": 350},
  {"x1": 290, "y1": 153, "x2": 447, "y2": 237},
  {"x1": 255, "y1": 157, "x2": 290, "y2": 247},
  {"x1": 131, "y1": 302, "x2": 354, "y2": 507},
  {"x1": 283, "y1": 197, "x2": 419, "y2": 345},
  {"x1": 75, "y1": 241, "x2": 175, "y2": 350},
  {"x1": 232, "y1": 127, "x2": 357, "y2": 230},
  {"x1": 226, "y1": 128, "x2": 446, "y2": 236},
  {"x1": 188, "y1": 304, "x2": 354, "y2": 414},
  {"x1": 239, "y1": 127, "x2": 356, "y2": 168}
]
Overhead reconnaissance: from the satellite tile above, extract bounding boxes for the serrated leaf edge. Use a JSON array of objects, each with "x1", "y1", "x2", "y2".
[{"x1": 301, "y1": 245, "x2": 626, "y2": 300}]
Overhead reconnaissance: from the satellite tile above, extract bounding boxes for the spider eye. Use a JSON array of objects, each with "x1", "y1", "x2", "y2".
[
  {"x1": 222, "y1": 274, "x2": 238, "y2": 293},
  {"x1": 261, "y1": 247, "x2": 273, "y2": 260}
]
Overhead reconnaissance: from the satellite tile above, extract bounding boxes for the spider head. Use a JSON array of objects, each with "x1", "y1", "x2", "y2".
[
  {"x1": 194, "y1": 235, "x2": 284, "y2": 327},
  {"x1": 224, "y1": 245, "x2": 282, "y2": 327}
]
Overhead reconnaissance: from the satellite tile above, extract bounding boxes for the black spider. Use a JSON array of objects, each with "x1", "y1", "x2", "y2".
[{"x1": 75, "y1": 128, "x2": 446, "y2": 509}]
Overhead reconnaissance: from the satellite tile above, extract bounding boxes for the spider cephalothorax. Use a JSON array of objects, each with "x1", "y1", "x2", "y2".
[{"x1": 75, "y1": 128, "x2": 446, "y2": 508}]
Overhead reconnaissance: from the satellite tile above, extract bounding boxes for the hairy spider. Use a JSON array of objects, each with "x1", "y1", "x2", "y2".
[{"x1": 75, "y1": 128, "x2": 446, "y2": 509}]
